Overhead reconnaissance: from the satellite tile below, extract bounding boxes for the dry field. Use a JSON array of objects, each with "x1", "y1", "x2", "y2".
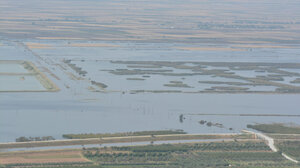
[
  {"x1": 0, "y1": 149, "x2": 90, "y2": 164},
  {"x1": 175, "y1": 46, "x2": 246, "y2": 51},
  {"x1": 0, "y1": 0, "x2": 299, "y2": 46},
  {"x1": 26, "y1": 42, "x2": 52, "y2": 49},
  {"x1": 68, "y1": 43, "x2": 120, "y2": 47}
]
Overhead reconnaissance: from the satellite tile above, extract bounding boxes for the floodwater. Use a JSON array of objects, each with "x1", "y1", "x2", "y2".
[
  {"x1": 0, "y1": 64, "x2": 26, "y2": 73},
  {"x1": 0, "y1": 61, "x2": 47, "y2": 91},
  {"x1": 0, "y1": 40, "x2": 300, "y2": 142},
  {"x1": 0, "y1": 75, "x2": 45, "y2": 91}
]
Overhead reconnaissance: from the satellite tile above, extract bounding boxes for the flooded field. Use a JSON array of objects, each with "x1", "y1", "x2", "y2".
[
  {"x1": 0, "y1": 39, "x2": 300, "y2": 143},
  {"x1": 66, "y1": 60, "x2": 300, "y2": 93},
  {"x1": 0, "y1": 75, "x2": 45, "y2": 91},
  {"x1": 0, "y1": 61, "x2": 59, "y2": 92},
  {"x1": 1, "y1": 0, "x2": 300, "y2": 167}
]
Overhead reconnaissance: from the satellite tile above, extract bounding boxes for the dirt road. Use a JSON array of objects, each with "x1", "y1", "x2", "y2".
[{"x1": 243, "y1": 130, "x2": 299, "y2": 163}]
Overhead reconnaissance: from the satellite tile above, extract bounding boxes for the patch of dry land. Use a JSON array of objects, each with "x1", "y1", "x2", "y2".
[
  {"x1": 176, "y1": 46, "x2": 246, "y2": 51},
  {"x1": 26, "y1": 42, "x2": 52, "y2": 49},
  {"x1": 0, "y1": 149, "x2": 90, "y2": 164},
  {"x1": 232, "y1": 44, "x2": 298, "y2": 49},
  {"x1": 1, "y1": 139, "x2": 298, "y2": 168},
  {"x1": 0, "y1": 0, "x2": 299, "y2": 45},
  {"x1": 68, "y1": 43, "x2": 120, "y2": 47}
]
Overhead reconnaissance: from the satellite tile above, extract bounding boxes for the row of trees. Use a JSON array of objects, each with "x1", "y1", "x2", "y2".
[
  {"x1": 84, "y1": 151, "x2": 169, "y2": 158},
  {"x1": 15, "y1": 136, "x2": 55, "y2": 142}
]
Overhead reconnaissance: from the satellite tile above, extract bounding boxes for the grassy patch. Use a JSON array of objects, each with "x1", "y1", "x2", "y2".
[
  {"x1": 276, "y1": 141, "x2": 300, "y2": 161},
  {"x1": 126, "y1": 78, "x2": 145, "y2": 81},
  {"x1": 91, "y1": 80, "x2": 108, "y2": 89},
  {"x1": 247, "y1": 123, "x2": 300, "y2": 134},
  {"x1": 81, "y1": 141, "x2": 297, "y2": 168},
  {"x1": 164, "y1": 81, "x2": 192, "y2": 88},
  {"x1": 291, "y1": 78, "x2": 300, "y2": 84},
  {"x1": 63, "y1": 130, "x2": 186, "y2": 139}
]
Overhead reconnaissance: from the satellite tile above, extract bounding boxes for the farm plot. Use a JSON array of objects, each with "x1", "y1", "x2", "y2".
[
  {"x1": 0, "y1": 150, "x2": 90, "y2": 165},
  {"x1": 276, "y1": 141, "x2": 300, "y2": 161},
  {"x1": 0, "y1": 61, "x2": 59, "y2": 92},
  {"x1": 65, "y1": 60, "x2": 300, "y2": 94},
  {"x1": 83, "y1": 141, "x2": 297, "y2": 168}
]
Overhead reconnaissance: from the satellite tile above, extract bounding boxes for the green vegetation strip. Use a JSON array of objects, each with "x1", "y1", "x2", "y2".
[
  {"x1": 108, "y1": 61, "x2": 300, "y2": 94},
  {"x1": 63, "y1": 130, "x2": 186, "y2": 139},
  {"x1": 267, "y1": 134, "x2": 300, "y2": 140},
  {"x1": 188, "y1": 113, "x2": 300, "y2": 117},
  {"x1": 0, "y1": 133, "x2": 252, "y2": 149},
  {"x1": 247, "y1": 124, "x2": 300, "y2": 134}
]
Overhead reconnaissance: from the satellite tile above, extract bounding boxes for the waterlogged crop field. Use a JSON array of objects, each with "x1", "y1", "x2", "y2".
[
  {"x1": 1, "y1": 39, "x2": 300, "y2": 142},
  {"x1": 1, "y1": 0, "x2": 300, "y2": 142},
  {"x1": 0, "y1": 0, "x2": 300, "y2": 166},
  {"x1": 0, "y1": 61, "x2": 58, "y2": 92},
  {"x1": 67, "y1": 60, "x2": 300, "y2": 94}
]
